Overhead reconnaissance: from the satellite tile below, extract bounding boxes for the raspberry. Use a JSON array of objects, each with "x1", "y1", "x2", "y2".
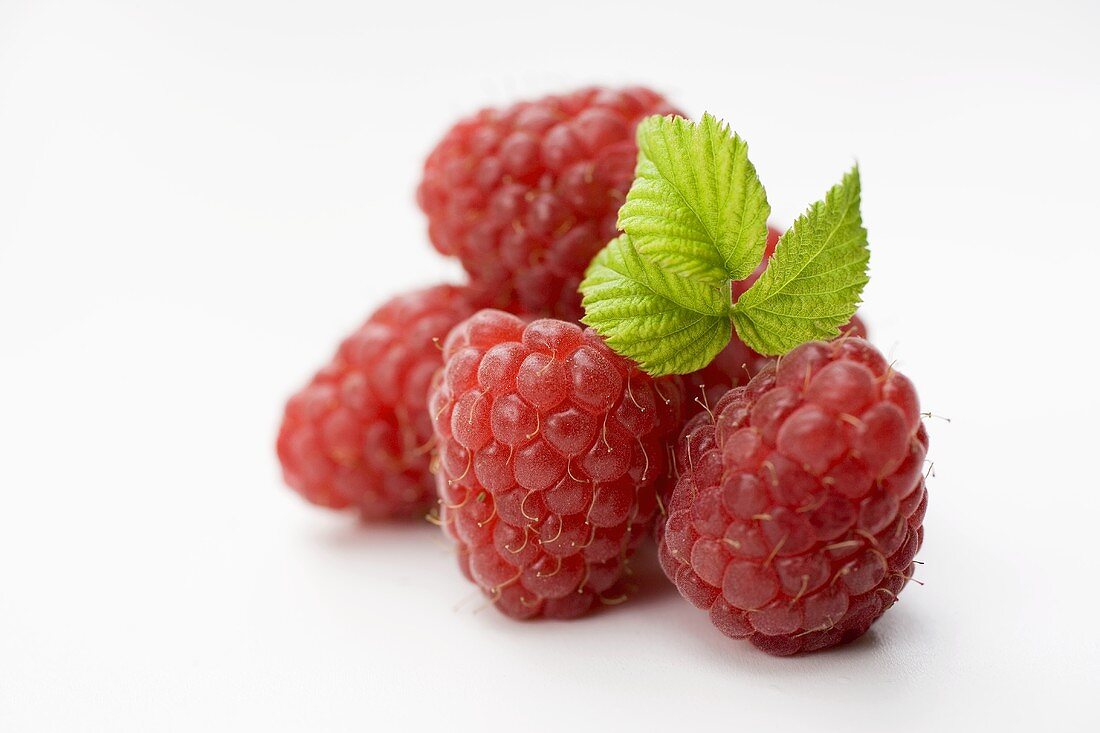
[
  {"x1": 429, "y1": 310, "x2": 685, "y2": 618},
  {"x1": 659, "y1": 336, "x2": 927, "y2": 655},
  {"x1": 685, "y1": 226, "x2": 867, "y2": 409},
  {"x1": 417, "y1": 87, "x2": 682, "y2": 320},
  {"x1": 277, "y1": 285, "x2": 481, "y2": 519}
]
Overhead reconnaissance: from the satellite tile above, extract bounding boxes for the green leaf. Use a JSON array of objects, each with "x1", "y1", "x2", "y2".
[
  {"x1": 617, "y1": 113, "x2": 771, "y2": 284},
  {"x1": 732, "y1": 165, "x2": 869, "y2": 355},
  {"x1": 579, "y1": 234, "x2": 732, "y2": 376}
]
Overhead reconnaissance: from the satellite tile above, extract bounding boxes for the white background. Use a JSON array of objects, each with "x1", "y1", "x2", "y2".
[{"x1": 2, "y1": 1, "x2": 1098, "y2": 730}]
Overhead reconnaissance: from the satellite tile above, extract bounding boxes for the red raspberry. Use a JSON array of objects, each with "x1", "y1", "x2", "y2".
[
  {"x1": 429, "y1": 310, "x2": 685, "y2": 618},
  {"x1": 417, "y1": 87, "x2": 683, "y2": 320},
  {"x1": 659, "y1": 337, "x2": 928, "y2": 655},
  {"x1": 277, "y1": 285, "x2": 481, "y2": 519},
  {"x1": 685, "y1": 226, "x2": 867, "y2": 409}
]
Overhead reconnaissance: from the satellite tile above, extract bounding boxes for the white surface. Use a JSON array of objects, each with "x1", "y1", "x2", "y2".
[{"x1": 1, "y1": 1, "x2": 1098, "y2": 730}]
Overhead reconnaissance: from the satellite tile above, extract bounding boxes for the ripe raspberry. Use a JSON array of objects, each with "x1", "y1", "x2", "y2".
[
  {"x1": 685, "y1": 226, "x2": 867, "y2": 409},
  {"x1": 429, "y1": 310, "x2": 685, "y2": 618},
  {"x1": 277, "y1": 285, "x2": 481, "y2": 519},
  {"x1": 417, "y1": 87, "x2": 683, "y2": 320},
  {"x1": 659, "y1": 337, "x2": 928, "y2": 655}
]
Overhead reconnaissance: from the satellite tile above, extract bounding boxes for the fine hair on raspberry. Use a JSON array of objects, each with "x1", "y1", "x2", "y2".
[
  {"x1": 430, "y1": 309, "x2": 685, "y2": 618},
  {"x1": 659, "y1": 336, "x2": 928, "y2": 655}
]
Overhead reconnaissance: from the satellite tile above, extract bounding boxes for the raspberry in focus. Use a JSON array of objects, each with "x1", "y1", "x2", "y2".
[
  {"x1": 430, "y1": 310, "x2": 685, "y2": 618},
  {"x1": 417, "y1": 87, "x2": 683, "y2": 320},
  {"x1": 659, "y1": 336, "x2": 928, "y2": 655},
  {"x1": 277, "y1": 285, "x2": 481, "y2": 519}
]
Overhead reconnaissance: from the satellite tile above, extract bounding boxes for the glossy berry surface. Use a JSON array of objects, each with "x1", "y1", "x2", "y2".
[
  {"x1": 277, "y1": 285, "x2": 480, "y2": 518},
  {"x1": 659, "y1": 337, "x2": 928, "y2": 655},
  {"x1": 685, "y1": 226, "x2": 867, "y2": 410},
  {"x1": 430, "y1": 310, "x2": 685, "y2": 618},
  {"x1": 417, "y1": 87, "x2": 682, "y2": 319}
]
